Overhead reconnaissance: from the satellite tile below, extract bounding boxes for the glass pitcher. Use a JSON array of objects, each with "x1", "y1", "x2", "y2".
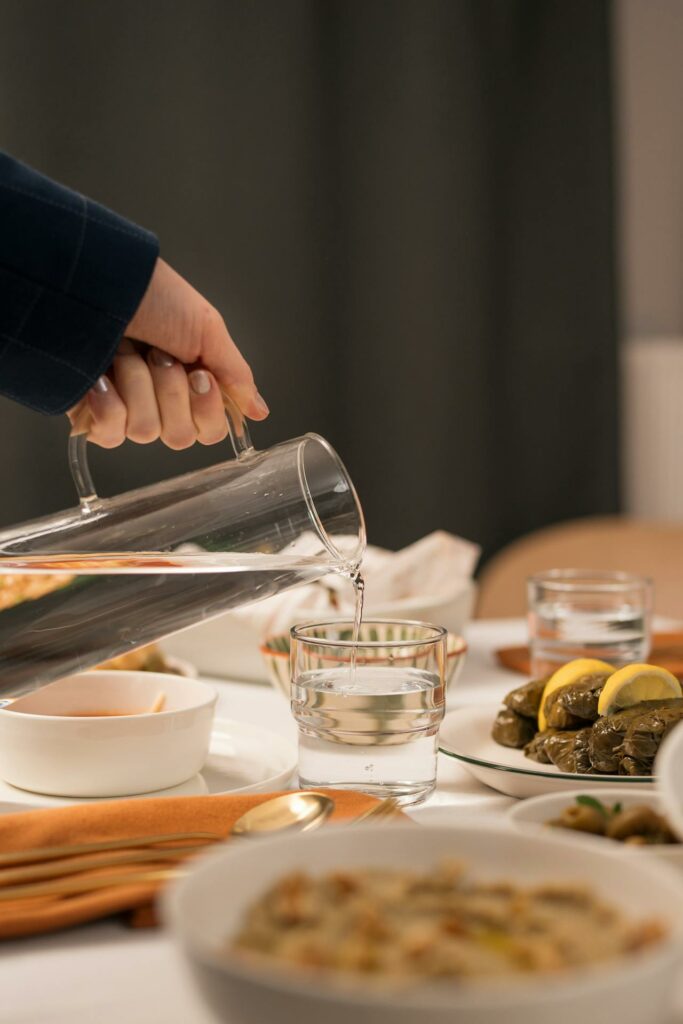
[{"x1": 0, "y1": 402, "x2": 365, "y2": 696}]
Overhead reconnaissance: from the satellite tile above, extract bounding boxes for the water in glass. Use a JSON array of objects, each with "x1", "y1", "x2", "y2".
[
  {"x1": 291, "y1": 617, "x2": 446, "y2": 805},
  {"x1": 529, "y1": 602, "x2": 649, "y2": 677}
]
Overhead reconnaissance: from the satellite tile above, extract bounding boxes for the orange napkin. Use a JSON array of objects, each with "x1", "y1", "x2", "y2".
[
  {"x1": 0, "y1": 788, "x2": 383, "y2": 941},
  {"x1": 495, "y1": 632, "x2": 683, "y2": 679}
]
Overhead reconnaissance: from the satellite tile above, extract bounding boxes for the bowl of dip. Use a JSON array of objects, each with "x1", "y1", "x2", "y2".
[
  {"x1": 0, "y1": 670, "x2": 217, "y2": 797},
  {"x1": 165, "y1": 822, "x2": 683, "y2": 1024}
]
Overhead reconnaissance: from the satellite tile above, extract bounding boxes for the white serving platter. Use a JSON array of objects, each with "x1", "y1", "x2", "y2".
[{"x1": 439, "y1": 704, "x2": 656, "y2": 797}]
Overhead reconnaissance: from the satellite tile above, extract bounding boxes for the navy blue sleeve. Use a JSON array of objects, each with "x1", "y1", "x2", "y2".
[{"x1": 0, "y1": 152, "x2": 159, "y2": 414}]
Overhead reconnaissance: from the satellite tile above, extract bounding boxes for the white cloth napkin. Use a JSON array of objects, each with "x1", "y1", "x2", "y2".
[{"x1": 230, "y1": 531, "x2": 480, "y2": 637}]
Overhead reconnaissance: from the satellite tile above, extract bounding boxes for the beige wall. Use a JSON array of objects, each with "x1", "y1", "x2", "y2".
[
  {"x1": 616, "y1": 1, "x2": 683, "y2": 518},
  {"x1": 615, "y1": 0, "x2": 683, "y2": 338}
]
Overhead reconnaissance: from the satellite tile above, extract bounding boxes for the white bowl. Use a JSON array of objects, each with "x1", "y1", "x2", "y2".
[
  {"x1": 656, "y1": 724, "x2": 683, "y2": 843},
  {"x1": 164, "y1": 822, "x2": 683, "y2": 1024},
  {"x1": 508, "y1": 787, "x2": 683, "y2": 870},
  {"x1": 0, "y1": 671, "x2": 217, "y2": 797},
  {"x1": 162, "y1": 581, "x2": 476, "y2": 682}
]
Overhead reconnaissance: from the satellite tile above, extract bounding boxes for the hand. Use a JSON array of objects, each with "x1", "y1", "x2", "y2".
[{"x1": 67, "y1": 258, "x2": 269, "y2": 449}]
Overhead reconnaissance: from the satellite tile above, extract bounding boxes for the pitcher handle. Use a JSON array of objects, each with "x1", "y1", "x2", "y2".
[
  {"x1": 220, "y1": 390, "x2": 254, "y2": 459},
  {"x1": 68, "y1": 389, "x2": 255, "y2": 511}
]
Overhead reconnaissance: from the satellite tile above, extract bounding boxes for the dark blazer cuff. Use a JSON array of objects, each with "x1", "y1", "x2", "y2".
[
  {"x1": 0, "y1": 169, "x2": 159, "y2": 415},
  {"x1": 8, "y1": 205, "x2": 159, "y2": 415}
]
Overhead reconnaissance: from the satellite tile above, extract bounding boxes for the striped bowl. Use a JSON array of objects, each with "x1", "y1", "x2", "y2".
[{"x1": 260, "y1": 621, "x2": 467, "y2": 700}]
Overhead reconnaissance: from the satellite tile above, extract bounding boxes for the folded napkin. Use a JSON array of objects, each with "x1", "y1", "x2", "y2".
[
  {"x1": 0, "y1": 789, "x2": 382, "y2": 941},
  {"x1": 496, "y1": 632, "x2": 683, "y2": 680},
  {"x1": 230, "y1": 531, "x2": 481, "y2": 636}
]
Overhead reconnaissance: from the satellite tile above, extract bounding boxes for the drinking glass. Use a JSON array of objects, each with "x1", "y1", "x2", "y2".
[
  {"x1": 527, "y1": 570, "x2": 653, "y2": 678},
  {"x1": 290, "y1": 619, "x2": 447, "y2": 805}
]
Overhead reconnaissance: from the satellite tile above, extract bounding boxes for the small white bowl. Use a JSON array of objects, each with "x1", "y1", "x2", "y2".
[
  {"x1": 164, "y1": 822, "x2": 683, "y2": 1024},
  {"x1": 0, "y1": 671, "x2": 217, "y2": 798},
  {"x1": 508, "y1": 788, "x2": 683, "y2": 870}
]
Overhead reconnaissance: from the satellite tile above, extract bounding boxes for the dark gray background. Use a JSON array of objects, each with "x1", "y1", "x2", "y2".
[{"x1": 0, "y1": 0, "x2": 617, "y2": 561}]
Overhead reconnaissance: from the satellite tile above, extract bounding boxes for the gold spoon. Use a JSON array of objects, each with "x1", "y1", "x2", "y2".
[{"x1": 230, "y1": 791, "x2": 335, "y2": 837}]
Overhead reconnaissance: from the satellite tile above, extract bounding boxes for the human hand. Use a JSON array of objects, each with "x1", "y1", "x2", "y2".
[{"x1": 67, "y1": 258, "x2": 269, "y2": 449}]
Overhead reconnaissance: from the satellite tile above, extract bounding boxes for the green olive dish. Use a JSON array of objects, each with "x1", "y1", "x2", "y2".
[{"x1": 549, "y1": 796, "x2": 679, "y2": 846}]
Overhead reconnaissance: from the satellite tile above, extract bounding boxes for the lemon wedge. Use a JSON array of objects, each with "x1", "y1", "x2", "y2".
[
  {"x1": 538, "y1": 658, "x2": 615, "y2": 731},
  {"x1": 597, "y1": 664, "x2": 682, "y2": 716}
]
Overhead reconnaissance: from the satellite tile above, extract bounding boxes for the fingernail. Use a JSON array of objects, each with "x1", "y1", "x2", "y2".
[
  {"x1": 189, "y1": 370, "x2": 211, "y2": 395},
  {"x1": 150, "y1": 348, "x2": 175, "y2": 368},
  {"x1": 92, "y1": 376, "x2": 110, "y2": 395},
  {"x1": 253, "y1": 391, "x2": 269, "y2": 416}
]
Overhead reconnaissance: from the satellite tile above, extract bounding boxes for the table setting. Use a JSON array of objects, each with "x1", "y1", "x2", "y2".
[
  {"x1": 2, "y1": 422, "x2": 683, "y2": 1023},
  {"x1": 2, "y1": 617, "x2": 683, "y2": 1022}
]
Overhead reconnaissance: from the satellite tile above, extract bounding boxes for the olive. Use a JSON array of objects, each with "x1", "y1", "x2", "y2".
[
  {"x1": 554, "y1": 804, "x2": 606, "y2": 835},
  {"x1": 606, "y1": 805, "x2": 662, "y2": 841}
]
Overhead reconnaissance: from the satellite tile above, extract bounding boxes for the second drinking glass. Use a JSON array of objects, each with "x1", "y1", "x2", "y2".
[{"x1": 527, "y1": 570, "x2": 653, "y2": 679}]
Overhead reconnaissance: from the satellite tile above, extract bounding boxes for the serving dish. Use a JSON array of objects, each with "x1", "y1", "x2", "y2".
[
  {"x1": 0, "y1": 671, "x2": 217, "y2": 798},
  {"x1": 164, "y1": 822, "x2": 683, "y2": 1024},
  {"x1": 439, "y1": 705, "x2": 656, "y2": 797},
  {"x1": 261, "y1": 624, "x2": 467, "y2": 699},
  {"x1": 508, "y1": 787, "x2": 683, "y2": 869},
  {"x1": 0, "y1": 716, "x2": 297, "y2": 808},
  {"x1": 163, "y1": 580, "x2": 476, "y2": 682},
  {"x1": 491, "y1": 663, "x2": 683, "y2": 777}
]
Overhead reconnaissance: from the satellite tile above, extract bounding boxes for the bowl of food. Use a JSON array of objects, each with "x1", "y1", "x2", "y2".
[
  {"x1": 0, "y1": 671, "x2": 217, "y2": 797},
  {"x1": 164, "y1": 822, "x2": 683, "y2": 1024},
  {"x1": 508, "y1": 788, "x2": 683, "y2": 869},
  {"x1": 261, "y1": 623, "x2": 467, "y2": 699}
]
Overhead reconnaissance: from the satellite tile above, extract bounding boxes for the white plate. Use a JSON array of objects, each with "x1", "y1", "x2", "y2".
[
  {"x1": 0, "y1": 717, "x2": 297, "y2": 809},
  {"x1": 439, "y1": 704, "x2": 655, "y2": 797}
]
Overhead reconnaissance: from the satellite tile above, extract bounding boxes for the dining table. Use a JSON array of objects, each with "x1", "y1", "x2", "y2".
[{"x1": 2, "y1": 617, "x2": 683, "y2": 1024}]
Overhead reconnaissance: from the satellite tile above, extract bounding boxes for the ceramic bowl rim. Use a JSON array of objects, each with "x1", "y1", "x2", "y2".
[{"x1": 0, "y1": 670, "x2": 217, "y2": 722}]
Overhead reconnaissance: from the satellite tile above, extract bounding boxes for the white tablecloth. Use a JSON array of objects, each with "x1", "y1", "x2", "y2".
[{"x1": 3, "y1": 619, "x2": 676, "y2": 1024}]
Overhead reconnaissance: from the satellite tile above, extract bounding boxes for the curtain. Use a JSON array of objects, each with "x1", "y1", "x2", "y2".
[{"x1": 0, "y1": 0, "x2": 617, "y2": 560}]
